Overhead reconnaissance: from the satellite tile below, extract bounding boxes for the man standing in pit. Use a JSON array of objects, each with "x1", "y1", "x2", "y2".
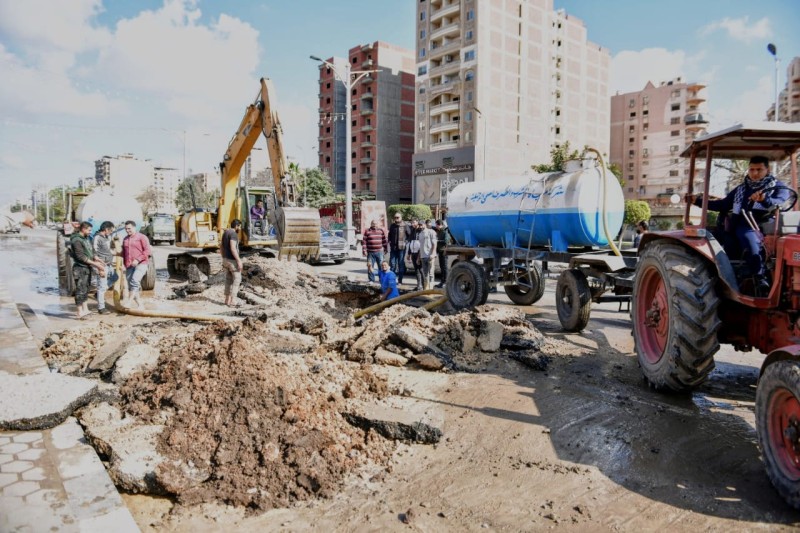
[
  {"x1": 121, "y1": 220, "x2": 151, "y2": 309},
  {"x1": 71, "y1": 221, "x2": 106, "y2": 319},
  {"x1": 221, "y1": 219, "x2": 244, "y2": 307}
]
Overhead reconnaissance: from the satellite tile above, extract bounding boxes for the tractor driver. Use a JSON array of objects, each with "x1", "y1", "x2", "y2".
[
  {"x1": 687, "y1": 155, "x2": 790, "y2": 296},
  {"x1": 250, "y1": 199, "x2": 266, "y2": 235}
]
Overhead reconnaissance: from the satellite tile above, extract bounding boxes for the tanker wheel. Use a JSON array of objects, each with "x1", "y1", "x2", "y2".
[
  {"x1": 167, "y1": 256, "x2": 178, "y2": 277},
  {"x1": 64, "y1": 254, "x2": 75, "y2": 297},
  {"x1": 446, "y1": 261, "x2": 487, "y2": 309},
  {"x1": 756, "y1": 360, "x2": 800, "y2": 509},
  {"x1": 141, "y1": 259, "x2": 156, "y2": 291},
  {"x1": 632, "y1": 242, "x2": 720, "y2": 391},
  {"x1": 504, "y1": 262, "x2": 545, "y2": 305},
  {"x1": 556, "y1": 269, "x2": 592, "y2": 332}
]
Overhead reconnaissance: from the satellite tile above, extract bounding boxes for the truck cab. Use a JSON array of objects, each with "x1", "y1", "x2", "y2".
[{"x1": 143, "y1": 213, "x2": 176, "y2": 245}]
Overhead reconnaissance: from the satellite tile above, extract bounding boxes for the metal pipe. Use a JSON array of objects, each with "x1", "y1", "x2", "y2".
[{"x1": 353, "y1": 288, "x2": 445, "y2": 319}]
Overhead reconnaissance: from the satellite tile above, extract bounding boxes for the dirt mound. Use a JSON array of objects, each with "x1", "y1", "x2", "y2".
[{"x1": 119, "y1": 318, "x2": 394, "y2": 511}]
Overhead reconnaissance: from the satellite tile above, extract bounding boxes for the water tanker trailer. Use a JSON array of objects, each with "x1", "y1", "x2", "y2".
[{"x1": 443, "y1": 155, "x2": 637, "y2": 331}]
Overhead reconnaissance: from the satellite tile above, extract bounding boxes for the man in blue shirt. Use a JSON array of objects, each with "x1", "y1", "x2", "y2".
[
  {"x1": 690, "y1": 155, "x2": 790, "y2": 296},
  {"x1": 379, "y1": 260, "x2": 399, "y2": 301}
]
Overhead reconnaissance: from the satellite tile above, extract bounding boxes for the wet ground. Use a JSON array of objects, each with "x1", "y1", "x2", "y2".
[{"x1": 2, "y1": 228, "x2": 799, "y2": 530}]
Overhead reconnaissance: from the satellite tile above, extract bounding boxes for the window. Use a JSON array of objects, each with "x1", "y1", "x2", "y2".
[
  {"x1": 669, "y1": 170, "x2": 679, "y2": 177},
  {"x1": 628, "y1": 187, "x2": 634, "y2": 193},
  {"x1": 629, "y1": 125, "x2": 635, "y2": 133},
  {"x1": 352, "y1": 120, "x2": 356, "y2": 126},
  {"x1": 326, "y1": 127, "x2": 331, "y2": 133},
  {"x1": 351, "y1": 167, "x2": 356, "y2": 174},
  {"x1": 628, "y1": 150, "x2": 635, "y2": 157},
  {"x1": 352, "y1": 152, "x2": 356, "y2": 158},
  {"x1": 465, "y1": 70, "x2": 475, "y2": 81},
  {"x1": 352, "y1": 104, "x2": 357, "y2": 111},
  {"x1": 467, "y1": 91, "x2": 473, "y2": 101},
  {"x1": 464, "y1": 50, "x2": 475, "y2": 61},
  {"x1": 642, "y1": 148, "x2": 649, "y2": 157},
  {"x1": 643, "y1": 96, "x2": 649, "y2": 105},
  {"x1": 352, "y1": 57, "x2": 357, "y2": 63},
  {"x1": 326, "y1": 82, "x2": 331, "y2": 89},
  {"x1": 671, "y1": 89, "x2": 680, "y2": 98},
  {"x1": 419, "y1": 86, "x2": 426, "y2": 94},
  {"x1": 466, "y1": 111, "x2": 473, "y2": 121},
  {"x1": 326, "y1": 97, "x2": 331, "y2": 104},
  {"x1": 642, "y1": 174, "x2": 647, "y2": 180},
  {"x1": 465, "y1": 132, "x2": 472, "y2": 142},
  {"x1": 420, "y1": 11, "x2": 426, "y2": 20},
  {"x1": 630, "y1": 112, "x2": 636, "y2": 118},
  {"x1": 419, "y1": 103, "x2": 425, "y2": 112},
  {"x1": 670, "y1": 145, "x2": 679, "y2": 153},
  {"x1": 420, "y1": 48, "x2": 426, "y2": 58},
  {"x1": 467, "y1": 9, "x2": 474, "y2": 20},
  {"x1": 670, "y1": 117, "x2": 680, "y2": 125},
  {"x1": 443, "y1": 157, "x2": 454, "y2": 166},
  {"x1": 629, "y1": 99, "x2": 635, "y2": 108},
  {"x1": 325, "y1": 156, "x2": 330, "y2": 162},
  {"x1": 352, "y1": 89, "x2": 357, "y2": 95},
  {"x1": 466, "y1": 30, "x2": 473, "y2": 41},
  {"x1": 627, "y1": 175, "x2": 634, "y2": 181},
  {"x1": 420, "y1": 29, "x2": 426, "y2": 39},
  {"x1": 643, "y1": 110, "x2": 649, "y2": 116},
  {"x1": 671, "y1": 130, "x2": 680, "y2": 136},
  {"x1": 671, "y1": 103, "x2": 680, "y2": 111},
  {"x1": 351, "y1": 136, "x2": 355, "y2": 142},
  {"x1": 326, "y1": 141, "x2": 330, "y2": 148},
  {"x1": 666, "y1": 188, "x2": 674, "y2": 193},
  {"x1": 418, "y1": 65, "x2": 427, "y2": 76}
]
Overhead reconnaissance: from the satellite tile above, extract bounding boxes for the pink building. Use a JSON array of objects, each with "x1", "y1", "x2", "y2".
[{"x1": 610, "y1": 78, "x2": 709, "y2": 219}]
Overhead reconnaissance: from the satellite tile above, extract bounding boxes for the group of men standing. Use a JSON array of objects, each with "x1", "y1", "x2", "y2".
[
  {"x1": 69, "y1": 221, "x2": 151, "y2": 319},
  {"x1": 362, "y1": 215, "x2": 451, "y2": 299}
]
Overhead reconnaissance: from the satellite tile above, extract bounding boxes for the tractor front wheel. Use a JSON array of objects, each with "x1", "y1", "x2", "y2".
[
  {"x1": 757, "y1": 360, "x2": 800, "y2": 509},
  {"x1": 632, "y1": 242, "x2": 720, "y2": 391}
]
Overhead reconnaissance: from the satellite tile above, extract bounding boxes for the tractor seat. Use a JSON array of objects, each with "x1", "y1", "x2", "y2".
[{"x1": 760, "y1": 210, "x2": 800, "y2": 235}]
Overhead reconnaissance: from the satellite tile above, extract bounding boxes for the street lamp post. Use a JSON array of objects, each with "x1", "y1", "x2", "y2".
[
  {"x1": 311, "y1": 55, "x2": 379, "y2": 248},
  {"x1": 474, "y1": 107, "x2": 487, "y2": 180},
  {"x1": 768, "y1": 43, "x2": 779, "y2": 123}
]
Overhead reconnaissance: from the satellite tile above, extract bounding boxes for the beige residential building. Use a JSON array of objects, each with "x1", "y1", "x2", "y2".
[
  {"x1": 766, "y1": 56, "x2": 800, "y2": 123},
  {"x1": 610, "y1": 78, "x2": 709, "y2": 216},
  {"x1": 413, "y1": 0, "x2": 610, "y2": 208},
  {"x1": 152, "y1": 166, "x2": 180, "y2": 214}
]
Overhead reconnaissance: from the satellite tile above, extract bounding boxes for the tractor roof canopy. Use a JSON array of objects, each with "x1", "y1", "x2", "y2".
[{"x1": 681, "y1": 121, "x2": 800, "y2": 161}]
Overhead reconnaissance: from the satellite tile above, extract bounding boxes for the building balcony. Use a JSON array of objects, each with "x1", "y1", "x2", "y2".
[
  {"x1": 430, "y1": 119, "x2": 460, "y2": 134},
  {"x1": 361, "y1": 107, "x2": 374, "y2": 115},
  {"x1": 361, "y1": 43, "x2": 373, "y2": 53},
  {"x1": 684, "y1": 113, "x2": 709, "y2": 130},
  {"x1": 430, "y1": 140, "x2": 459, "y2": 151},
  {"x1": 360, "y1": 157, "x2": 373, "y2": 164},
  {"x1": 428, "y1": 39, "x2": 461, "y2": 60},
  {"x1": 429, "y1": 58, "x2": 461, "y2": 77},
  {"x1": 429, "y1": 80, "x2": 461, "y2": 96},
  {"x1": 686, "y1": 81, "x2": 706, "y2": 91},
  {"x1": 430, "y1": 20, "x2": 461, "y2": 41},
  {"x1": 360, "y1": 92, "x2": 374, "y2": 100},
  {"x1": 359, "y1": 174, "x2": 375, "y2": 180},
  {"x1": 431, "y1": 1, "x2": 460, "y2": 22},
  {"x1": 686, "y1": 93, "x2": 706, "y2": 105},
  {"x1": 361, "y1": 59, "x2": 373, "y2": 69},
  {"x1": 430, "y1": 101, "x2": 460, "y2": 115},
  {"x1": 361, "y1": 125, "x2": 373, "y2": 132},
  {"x1": 361, "y1": 75, "x2": 374, "y2": 85},
  {"x1": 361, "y1": 141, "x2": 374, "y2": 148}
]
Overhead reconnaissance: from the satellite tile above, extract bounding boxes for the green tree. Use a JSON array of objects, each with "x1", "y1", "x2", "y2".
[
  {"x1": 136, "y1": 185, "x2": 159, "y2": 216},
  {"x1": 175, "y1": 178, "x2": 215, "y2": 212},
  {"x1": 532, "y1": 141, "x2": 581, "y2": 173},
  {"x1": 387, "y1": 204, "x2": 433, "y2": 221},
  {"x1": 295, "y1": 167, "x2": 336, "y2": 208},
  {"x1": 624, "y1": 200, "x2": 651, "y2": 227},
  {"x1": 608, "y1": 162, "x2": 625, "y2": 187}
]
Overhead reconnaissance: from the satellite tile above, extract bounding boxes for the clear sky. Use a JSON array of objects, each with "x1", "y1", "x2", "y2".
[{"x1": 0, "y1": 0, "x2": 798, "y2": 207}]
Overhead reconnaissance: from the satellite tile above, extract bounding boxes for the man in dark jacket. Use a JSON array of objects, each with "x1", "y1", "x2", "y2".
[
  {"x1": 388, "y1": 213, "x2": 411, "y2": 284},
  {"x1": 690, "y1": 155, "x2": 790, "y2": 296},
  {"x1": 434, "y1": 219, "x2": 451, "y2": 288},
  {"x1": 71, "y1": 221, "x2": 106, "y2": 319}
]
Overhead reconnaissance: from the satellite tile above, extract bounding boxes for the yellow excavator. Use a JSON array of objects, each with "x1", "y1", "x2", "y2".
[{"x1": 168, "y1": 78, "x2": 321, "y2": 276}]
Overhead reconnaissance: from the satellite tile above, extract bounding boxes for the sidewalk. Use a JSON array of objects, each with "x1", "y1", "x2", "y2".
[{"x1": 0, "y1": 282, "x2": 139, "y2": 532}]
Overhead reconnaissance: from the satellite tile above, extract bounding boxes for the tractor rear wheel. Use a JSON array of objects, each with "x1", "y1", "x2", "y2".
[
  {"x1": 556, "y1": 269, "x2": 592, "y2": 332},
  {"x1": 504, "y1": 262, "x2": 545, "y2": 305},
  {"x1": 756, "y1": 360, "x2": 800, "y2": 509},
  {"x1": 446, "y1": 261, "x2": 487, "y2": 309},
  {"x1": 632, "y1": 242, "x2": 720, "y2": 391},
  {"x1": 57, "y1": 233, "x2": 69, "y2": 296}
]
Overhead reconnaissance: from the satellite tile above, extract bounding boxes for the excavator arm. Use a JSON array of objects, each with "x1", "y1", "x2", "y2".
[{"x1": 218, "y1": 78, "x2": 320, "y2": 259}]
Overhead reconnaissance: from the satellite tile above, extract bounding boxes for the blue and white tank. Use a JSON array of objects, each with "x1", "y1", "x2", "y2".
[{"x1": 446, "y1": 160, "x2": 624, "y2": 250}]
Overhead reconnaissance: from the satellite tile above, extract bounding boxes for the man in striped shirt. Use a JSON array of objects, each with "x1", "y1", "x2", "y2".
[{"x1": 362, "y1": 219, "x2": 388, "y2": 283}]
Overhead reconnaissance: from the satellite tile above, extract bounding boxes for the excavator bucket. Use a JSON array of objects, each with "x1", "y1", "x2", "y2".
[{"x1": 275, "y1": 206, "x2": 321, "y2": 260}]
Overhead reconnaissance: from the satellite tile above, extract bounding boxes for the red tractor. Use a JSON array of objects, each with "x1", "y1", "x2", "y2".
[{"x1": 632, "y1": 122, "x2": 800, "y2": 508}]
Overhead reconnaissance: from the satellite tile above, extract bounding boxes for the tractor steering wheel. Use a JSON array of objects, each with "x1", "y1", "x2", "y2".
[{"x1": 761, "y1": 186, "x2": 798, "y2": 213}]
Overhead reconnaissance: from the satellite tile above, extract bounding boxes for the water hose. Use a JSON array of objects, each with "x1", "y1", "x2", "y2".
[
  {"x1": 585, "y1": 147, "x2": 621, "y2": 257},
  {"x1": 353, "y1": 288, "x2": 445, "y2": 319},
  {"x1": 110, "y1": 262, "x2": 241, "y2": 322}
]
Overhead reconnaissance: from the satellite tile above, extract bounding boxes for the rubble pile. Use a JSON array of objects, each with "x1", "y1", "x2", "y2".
[
  {"x1": 94, "y1": 318, "x2": 394, "y2": 510},
  {"x1": 342, "y1": 303, "x2": 547, "y2": 372}
]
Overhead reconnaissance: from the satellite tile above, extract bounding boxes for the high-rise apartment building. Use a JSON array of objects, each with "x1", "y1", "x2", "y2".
[
  {"x1": 610, "y1": 77, "x2": 709, "y2": 213},
  {"x1": 153, "y1": 166, "x2": 181, "y2": 213},
  {"x1": 95, "y1": 154, "x2": 154, "y2": 200},
  {"x1": 317, "y1": 41, "x2": 416, "y2": 204},
  {"x1": 766, "y1": 56, "x2": 800, "y2": 123},
  {"x1": 413, "y1": 0, "x2": 610, "y2": 208}
]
